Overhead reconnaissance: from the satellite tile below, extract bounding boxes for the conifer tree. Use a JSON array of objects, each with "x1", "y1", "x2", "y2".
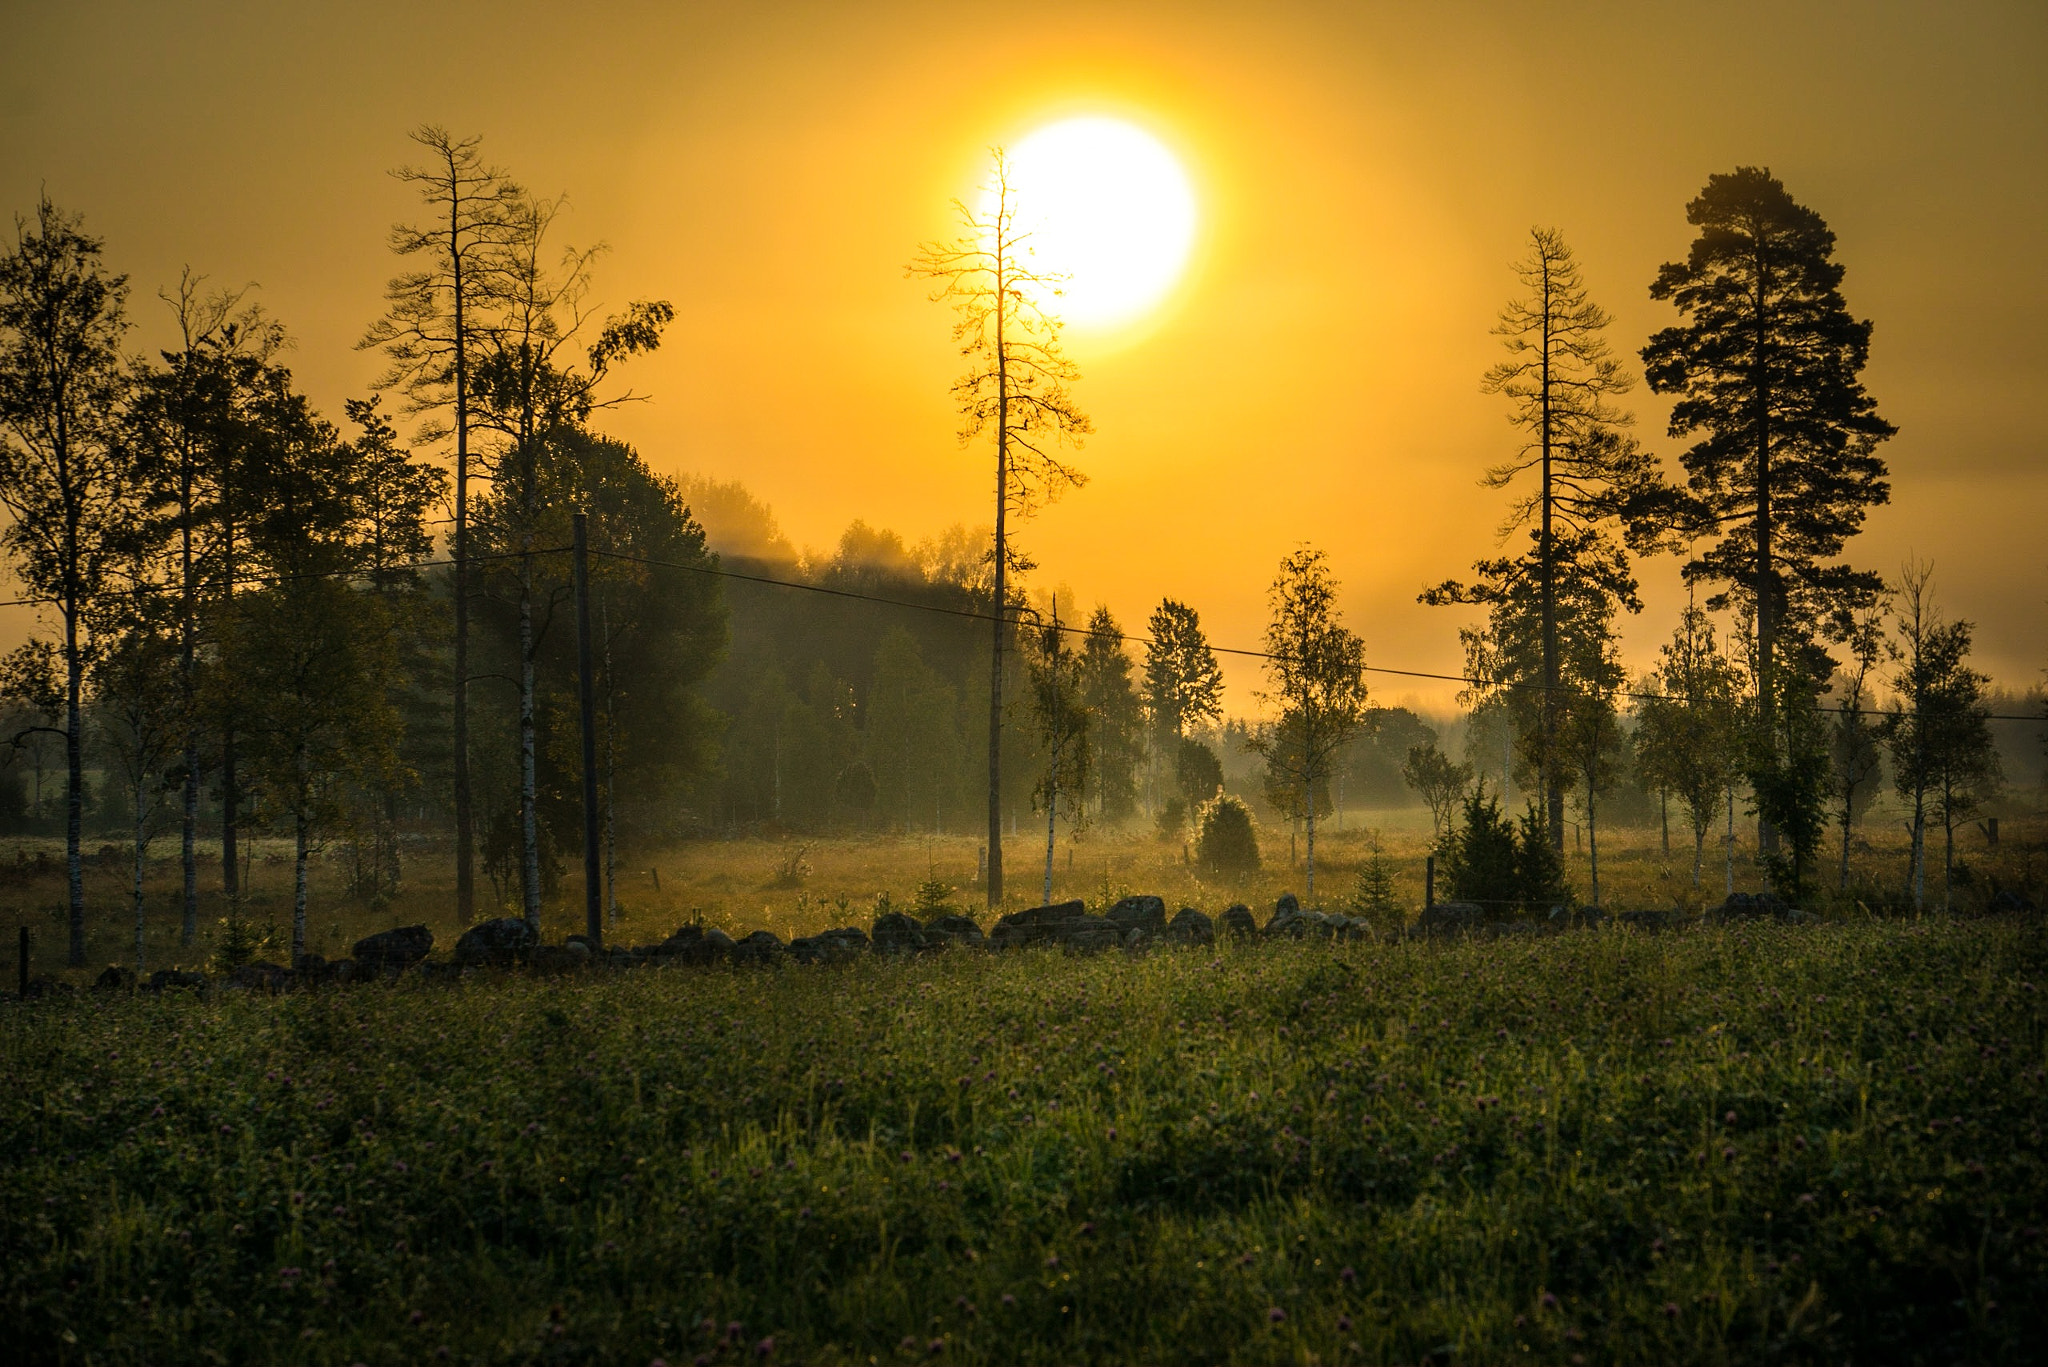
[{"x1": 1644, "y1": 167, "x2": 1894, "y2": 849}]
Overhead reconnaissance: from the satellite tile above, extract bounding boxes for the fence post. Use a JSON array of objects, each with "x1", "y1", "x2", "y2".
[
  {"x1": 573, "y1": 513, "x2": 602, "y2": 952},
  {"x1": 1425, "y1": 855, "x2": 1435, "y2": 910},
  {"x1": 17, "y1": 926, "x2": 25, "y2": 996}
]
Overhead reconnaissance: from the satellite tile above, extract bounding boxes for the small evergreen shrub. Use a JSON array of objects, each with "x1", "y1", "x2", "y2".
[{"x1": 1196, "y1": 794, "x2": 1260, "y2": 875}]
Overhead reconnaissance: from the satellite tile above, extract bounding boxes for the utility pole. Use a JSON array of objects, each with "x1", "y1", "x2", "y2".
[{"x1": 573, "y1": 513, "x2": 602, "y2": 950}]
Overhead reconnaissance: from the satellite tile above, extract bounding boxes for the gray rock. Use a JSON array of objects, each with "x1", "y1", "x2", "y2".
[
  {"x1": 525, "y1": 944, "x2": 586, "y2": 973},
  {"x1": 1057, "y1": 917, "x2": 1123, "y2": 953},
  {"x1": 871, "y1": 912, "x2": 929, "y2": 954},
  {"x1": 352, "y1": 924, "x2": 433, "y2": 973},
  {"x1": 1990, "y1": 889, "x2": 2038, "y2": 916},
  {"x1": 732, "y1": 930, "x2": 786, "y2": 965},
  {"x1": 293, "y1": 953, "x2": 341, "y2": 985},
  {"x1": 227, "y1": 960, "x2": 291, "y2": 993},
  {"x1": 93, "y1": 964, "x2": 136, "y2": 993},
  {"x1": 655, "y1": 925, "x2": 733, "y2": 966},
  {"x1": 455, "y1": 917, "x2": 537, "y2": 968},
  {"x1": 1712, "y1": 891, "x2": 1793, "y2": 921},
  {"x1": 1164, "y1": 907, "x2": 1214, "y2": 946},
  {"x1": 1219, "y1": 904, "x2": 1258, "y2": 940},
  {"x1": 923, "y1": 913, "x2": 986, "y2": 949},
  {"x1": 990, "y1": 900, "x2": 1088, "y2": 950},
  {"x1": 1106, "y1": 895, "x2": 1167, "y2": 937},
  {"x1": 145, "y1": 968, "x2": 208, "y2": 993},
  {"x1": 790, "y1": 926, "x2": 869, "y2": 964},
  {"x1": 1414, "y1": 901, "x2": 1483, "y2": 938}
]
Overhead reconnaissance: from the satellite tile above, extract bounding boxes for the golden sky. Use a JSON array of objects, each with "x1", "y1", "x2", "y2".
[{"x1": 3, "y1": 0, "x2": 2043, "y2": 714}]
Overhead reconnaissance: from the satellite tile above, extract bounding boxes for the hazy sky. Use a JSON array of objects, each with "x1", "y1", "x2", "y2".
[{"x1": 3, "y1": 0, "x2": 2042, "y2": 713}]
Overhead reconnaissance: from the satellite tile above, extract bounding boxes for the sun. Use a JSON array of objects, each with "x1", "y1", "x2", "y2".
[{"x1": 982, "y1": 116, "x2": 1198, "y2": 331}]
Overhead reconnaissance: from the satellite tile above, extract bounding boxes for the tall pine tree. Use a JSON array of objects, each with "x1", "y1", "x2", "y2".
[{"x1": 1643, "y1": 167, "x2": 1894, "y2": 850}]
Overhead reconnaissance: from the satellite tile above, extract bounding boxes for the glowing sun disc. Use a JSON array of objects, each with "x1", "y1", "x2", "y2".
[{"x1": 982, "y1": 116, "x2": 1197, "y2": 330}]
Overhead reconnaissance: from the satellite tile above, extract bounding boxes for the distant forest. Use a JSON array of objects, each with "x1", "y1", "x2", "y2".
[{"x1": 1, "y1": 132, "x2": 2043, "y2": 967}]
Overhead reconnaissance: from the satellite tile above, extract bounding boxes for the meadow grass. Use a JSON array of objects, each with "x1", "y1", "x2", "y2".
[
  {"x1": 8, "y1": 805, "x2": 2034, "y2": 981},
  {"x1": 4, "y1": 915, "x2": 2044, "y2": 1365}
]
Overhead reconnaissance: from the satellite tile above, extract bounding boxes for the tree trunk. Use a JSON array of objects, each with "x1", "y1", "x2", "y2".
[
  {"x1": 1587, "y1": 790, "x2": 1599, "y2": 909},
  {"x1": 1660, "y1": 791, "x2": 1670, "y2": 855},
  {"x1": 1692, "y1": 821, "x2": 1704, "y2": 889},
  {"x1": 1725, "y1": 786, "x2": 1735, "y2": 897},
  {"x1": 1539, "y1": 259, "x2": 1563, "y2": 853},
  {"x1": 1839, "y1": 793, "x2": 1853, "y2": 893},
  {"x1": 452, "y1": 226, "x2": 475, "y2": 925},
  {"x1": 1305, "y1": 773, "x2": 1317, "y2": 903},
  {"x1": 987, "y1": 292, "x2": 1008, "y2": 913},
  {"x1": 1909, "y1": 784, "x2": 1926, "y2": 913},
  {"x1": 519, "y1": 553, "x2": 541, "y2": 935},
  {"x1": 292, "y1": 805, "x2": 309, "y2": 968},
  {"x1": 64, "y1": 601, "x2": 84, "y2": 968},
  {"x1": 180, "y1": 476, "x2": 198, "y2": 946},
  {"x1": 1042, "y1": 782, "x2": 1056, "y2": 907},
  {"x1": 133, "y1": 767, "x2": 149, "y2": 974}
]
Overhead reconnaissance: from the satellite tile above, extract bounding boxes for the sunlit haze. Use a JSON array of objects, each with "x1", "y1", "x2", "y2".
[{"x1": 984, "y1": 116, "x2": 1198, "y2": 330}]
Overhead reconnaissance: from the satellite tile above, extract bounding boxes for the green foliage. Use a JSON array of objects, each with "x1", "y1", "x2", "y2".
[
  {"x1": 1344, "y1": 835, "x2": 1402, "y2": 928},
  {"x1": 5, "y1": 922, "x2": 2044, "y2": 1365},
  {"x1": 912, "y1": 875, "x2": 957, "y2": 917},
  {"x1": 1402, "y1": 739, "x2": 1473, "y2": 837},
  {"x1": 1514, "y1": 802, "x2": 1571, "y2": 913},
  {"x1": 1195, "y1": 793, "x2": 1260, "y2": 876},
  {"x1": 1438, "y1": 788, "x2": 1520, "y2": 914},
  {"x1": 1174, "y1": 735, "x2": 1223, "y2": 806},
  {"x1": 1143, "y1": 598, "x2": 1224, "y2": 741},
  {"x1": 1155, "y1": 795, "x2": 1187, "y2": 842},
  {"x1": 1753, "y1": 683, "x2": 1833, "y2": 905},
  {"x1": 1644, "y1": 166, "x2": 1894, "y2": 680}
]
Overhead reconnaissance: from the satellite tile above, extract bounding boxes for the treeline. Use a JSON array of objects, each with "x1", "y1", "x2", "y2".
[{"x1": 0, "y1": 130, "x2": 722, "y2": 970}]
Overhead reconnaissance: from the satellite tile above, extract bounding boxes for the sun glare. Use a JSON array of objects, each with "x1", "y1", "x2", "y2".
[{"x1": 982, "y1": 116, "x2": 1198, "y2": 331}]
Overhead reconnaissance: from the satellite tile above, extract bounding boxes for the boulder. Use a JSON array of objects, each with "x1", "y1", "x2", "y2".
[
  {"x1": 1413, "y1": 901, "x2": 1483, "y2": 938},
  {"x1": 732, "y1": 930, "x2": 786, "y2": 966},
  {"x1": 145, "y1": 968, "x2": 208, "y2": 993},
  {"x1": 871, "y1": 912, "x2": 929, "y2": 955},
  {"x1": 455, "y1": 917, "x2": 537, "y2": 968},
  {"x1": 93, "y1": 964, "x2": 136, "y2": 993},
  {"x1": 1164, "y1": 907, "x2": 1215, "y2": 946},
  {"x1": 1057, "y1": 917, "x2": 1123, "y2": 953},
  {"x1": 1219, "y1": 904, "x2": 1259, "y2": 940},
  {"x1": 1105, "y1": 895, "x2": 1167, "y2": 937},
  {"x1": 654, "y1": 925, "x2": 734, "y2": 966},
  {"x1": 1711, "y1": 891, "x2": 1792, "y2": 921},
  {"x1": 922, "y1": 913, "x2": 986, "y2": 950},
  {"x1": 293, "y1": 953, "x2": 340, "y2": 985},
  {"x1": 227, "y1": 960, "x2": 291, "y2": 994},
  {"x1": 990, "y1": 900, "x2": 1086, "y2": 950},
  {"x1": 789, "y1": 926, "x2": 869, "y2": 964},
  {"x1": 526, "y1": 944, "x2": 587, "y2": 974},
  {"x1": 1990, "y1": 889, "x2": 2039, "y2": 916},
  {"x1": 352, "y1": 924, "x2": 433, "y2": 973}
]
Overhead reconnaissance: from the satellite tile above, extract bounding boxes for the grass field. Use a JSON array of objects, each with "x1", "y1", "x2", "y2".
[{"x1": 4, "y1": 914, "x2": 2045, "y2": 1365}]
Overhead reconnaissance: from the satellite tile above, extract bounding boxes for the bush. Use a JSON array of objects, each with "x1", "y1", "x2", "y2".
[
  {"x1": 1195, "y1": 794, "x2": 1260, "y2": 875},
  {"x1": 1346, "y1": 834, "x2": 1403, "y2": 928},
  {"x1": 1155, "y1": 796, "x2": 1187, "y2": 841}
]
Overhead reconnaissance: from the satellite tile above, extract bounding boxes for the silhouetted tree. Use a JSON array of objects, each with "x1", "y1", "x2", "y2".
[
  {"x1": 1633, "y1": 603, "x2": 1745, "y2": 889},
  {"x1": 127, "y1": 273, "x2": 284, "y2": 941},
  {"x1": 362, "y1": 125, "x2": 523, "y2": 924},
  {"x1": 1885, "y1": 565, "x2": 2000, "y2": 912},
  {"x1": 0, "y1": 197, "x2": 135, "y2": 966},
  {"x1": 1253, "y1": 547, "x2": 1368, "y2": 902},
  {"x1": 466, "y1": 191, "x2": 672, "y2": 930},
  {"x1": 1026, "y1": 604, "x2": 1089, "y2": 903},
  {"x1": 1427, "y1": 229, "x2": 1665, "y2": 849},
  {"x1": 1644, "y1": 167, "x2": 1895, "y2": 851},
  {"x1": 1402, "y1": 739, "x2": 1472, "y2": 839},
  {"x1": 1827, "y1": 605, "x2": 1886, "y2": 892},
  {"x1": 910, "y1": 150, "x2": 1092, "y2": 907},
  {"x1": 88, "y1": 570, "x2": 183, "y2": 973},
  {"x1": 1143, "y1": 598, "x2": 1224, "y2": 812},
  {"x1": 1077, "y1": 607, "x2": 1142, "y2": 823}
]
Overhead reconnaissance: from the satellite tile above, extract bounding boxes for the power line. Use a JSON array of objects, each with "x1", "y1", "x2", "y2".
[{"x1": 588, "y1": 547, "x2": 2047, "y2": 724}]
